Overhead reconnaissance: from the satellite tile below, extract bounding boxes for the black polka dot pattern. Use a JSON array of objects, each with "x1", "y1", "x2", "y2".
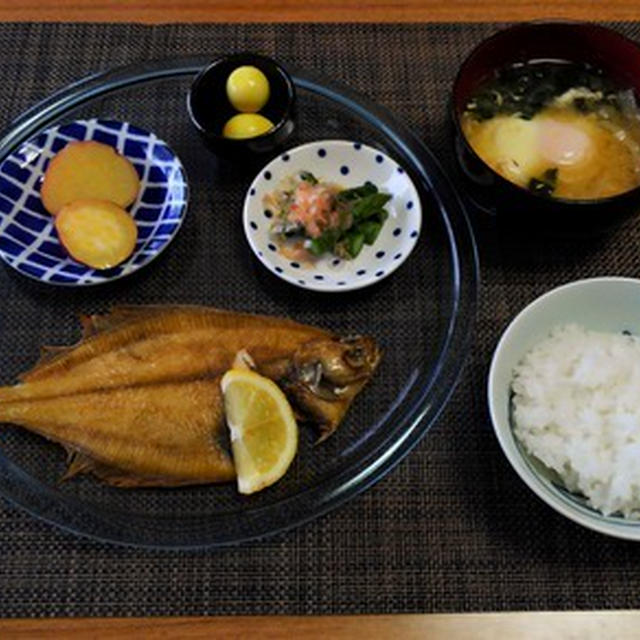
[{"x1": 244, "y1": 141, "x2": 421, "y2": 292}]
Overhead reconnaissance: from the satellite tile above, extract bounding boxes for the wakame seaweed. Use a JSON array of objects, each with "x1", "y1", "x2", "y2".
[
  {"x1": 465, "y1": 61, "x2": 620, "y2": 122},
  {"x1": 528, "y1": 168, "x2": 558, "y2": 198}
]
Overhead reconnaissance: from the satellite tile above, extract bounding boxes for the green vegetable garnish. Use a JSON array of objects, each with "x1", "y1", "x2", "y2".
[
  {"x1": 299, "y1": 171, "x2": 318, "y2": 185},
  {"x1": 351, "y1": 192, "x2": 392, "y2": 221},
  {"x1": 336, "y1": 181, "x2": 377, "y2": 202},
  {"x1": 344, "y1": 231, "x2": 365, "y2": 258},
  {"x1": 308, "y1": 237, "x2": 329, "y2": 256},
  {"x1": 309, "y1": 229, "x2": 341, "y2": 256},
  {"x1": 359, "y1": 220, "x2": 383, "y2": 245},
  {"x1": 270, "y1": 175, "x2": 393, "y2": 260}
]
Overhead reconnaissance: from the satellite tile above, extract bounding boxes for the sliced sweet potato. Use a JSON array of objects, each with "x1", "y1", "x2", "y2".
[
  {"x1": 41, "y1": 140, "x2": 140, "y2": 215},
  {"x1": 55, "y1": 199, "x2": 138, "y2": 270}
]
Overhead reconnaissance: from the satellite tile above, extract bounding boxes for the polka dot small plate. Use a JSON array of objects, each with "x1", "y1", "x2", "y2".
[
  {"x1": 243, "y1": 139, "x2": 421, "y2": 292},
  {"x1": 0, "y1": 118, "x2": 188, "y2": 286}
]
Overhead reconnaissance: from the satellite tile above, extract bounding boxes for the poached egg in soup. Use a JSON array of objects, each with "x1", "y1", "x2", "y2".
[{"x1": 461, "y1": 61, "x2": 640, "y2": 200}]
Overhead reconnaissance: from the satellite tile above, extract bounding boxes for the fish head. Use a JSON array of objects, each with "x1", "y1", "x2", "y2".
[
  {"x1": 292, "y1": 335, "x2": 381, "y2": 394},
  {"x1": 256, "y1": 335, "x2": 381, "y2": 441},
  {"x1": 282, "y1": 335, "x2": 381, "y2": 440}
]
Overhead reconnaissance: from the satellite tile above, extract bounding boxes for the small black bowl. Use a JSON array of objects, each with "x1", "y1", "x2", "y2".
[
  {"x1": 451, "y1": 22, "x2": 640, "y2": 235},
  {"x1": 187, "y1": 52, "x2": 296, "y2": 160}
]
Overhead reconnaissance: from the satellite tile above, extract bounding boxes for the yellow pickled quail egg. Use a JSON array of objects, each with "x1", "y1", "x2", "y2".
[
  {"x1": 226, "y1": 66, "x2": 270, "y2": 113},
  {"x1": 222, "y1": 113, "x2": 274, "y2": 139}
]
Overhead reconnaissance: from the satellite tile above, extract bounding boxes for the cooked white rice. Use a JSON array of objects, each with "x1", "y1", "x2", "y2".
[{"x1": 512, "y1": 324, "x2": 640, "y2": 518}]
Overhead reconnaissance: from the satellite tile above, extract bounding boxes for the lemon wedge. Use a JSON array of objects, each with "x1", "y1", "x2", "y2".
[{"x1": 221, "y1": 369, "x2": 298, "y2": 494}]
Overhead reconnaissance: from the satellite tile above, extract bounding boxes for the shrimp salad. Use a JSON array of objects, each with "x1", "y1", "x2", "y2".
[{"x1": 264, "y1": 171, "x2": 391, "y2": 260}]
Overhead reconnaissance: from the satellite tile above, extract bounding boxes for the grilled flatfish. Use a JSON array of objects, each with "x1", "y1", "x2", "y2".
[{"x1": 0, "y1": 306, "x2": 381, "y2": 487}]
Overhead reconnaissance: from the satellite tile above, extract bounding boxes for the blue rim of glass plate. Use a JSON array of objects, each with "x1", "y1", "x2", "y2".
[
  {"x1": 0, "y1": 56, "x2": 479, "y2": 549},
  {"x1": 0, "y1": 118, "x2": 188, "y2": 286}
]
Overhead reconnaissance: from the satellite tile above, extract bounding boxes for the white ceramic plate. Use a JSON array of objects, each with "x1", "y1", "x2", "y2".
[
  {"x1": 488, "y1": 277, "x2": 640, "y2": 540},
  {"x1": 242, "y1": 140, "x2": 422, "y2": 292}
]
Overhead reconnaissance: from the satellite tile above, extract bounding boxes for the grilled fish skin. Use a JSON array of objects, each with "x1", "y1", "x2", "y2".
[{"x1": 0, "y1": 306, "x2": 381, "y2": 487}]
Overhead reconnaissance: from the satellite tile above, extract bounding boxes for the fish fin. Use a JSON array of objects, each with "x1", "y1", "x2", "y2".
[
  {"x1": 20, "y1": 307, "x2": 177, "y2": 383},
  {"x1": 76, "y1": 305, "x2": 230, "y2": 336},
  {"x1": 315, "y1": 422, "x2": 339, "y2": 443},
  {"x1": 59, "y1": 450, "x2": 96, "y2": 482},
  {"x1": 88, "y1": 464, "x2": 227, "y2": 488},
  {"x1": 87, "y1": 461, "x2": 162, "y2": 487},
  {"x1": 79, "y1": 307, "x2": 159, "y2": 336},
  {"x1": 82, "y1": 305, "x2": 199, "y2": 338},
  {"x1": 94, "y1": 474, "x2": 200, "y2": 488},
  {"x1": 79, "y1": 314, "x2": 98, "y2": 339},
  {"x1": 18, "y1": 310, "x2": 135, "y2": 381},
  {"x1": 59, "y1": 450, "x2": 223, "y2": 488},
  {"x1": 16, "y1": 345, "x2": 74, "y2": 383},
  {"x1": 106, "y1": 305, "x2": 333, "y2": 336},
  {"x1": 281, "y1": 381, "x2": 347, "y2": 442}
]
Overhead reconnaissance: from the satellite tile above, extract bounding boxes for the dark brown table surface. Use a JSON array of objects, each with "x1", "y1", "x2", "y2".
[{"x1": 1, "y1": 18, "x2": 640, "y2": 638}]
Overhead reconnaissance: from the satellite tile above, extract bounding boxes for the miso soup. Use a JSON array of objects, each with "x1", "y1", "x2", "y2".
[{"x1": 461, "y1": 61, "x2": 640, "y2": 200}]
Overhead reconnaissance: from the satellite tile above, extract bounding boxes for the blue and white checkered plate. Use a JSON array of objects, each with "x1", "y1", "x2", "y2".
[{"x1": 0, "y1": 118, "x2": 188, "y2": 286}]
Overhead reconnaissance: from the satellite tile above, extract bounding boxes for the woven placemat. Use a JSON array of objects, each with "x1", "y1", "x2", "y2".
[{"x1": 2, "y1": 21, "x2": 640, "y2": 617}]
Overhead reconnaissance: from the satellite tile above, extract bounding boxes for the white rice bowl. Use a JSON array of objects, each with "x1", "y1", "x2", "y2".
[{"x1": 512, "y1": 324, "x2": 640, "y2": 518}]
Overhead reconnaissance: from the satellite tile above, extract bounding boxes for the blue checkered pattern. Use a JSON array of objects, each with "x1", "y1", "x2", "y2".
[{"x1": 0, "y1": 119, "x2": 188, "y2": 285}]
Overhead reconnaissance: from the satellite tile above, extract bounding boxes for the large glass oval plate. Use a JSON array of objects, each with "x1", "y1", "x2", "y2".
[{"x1": 0, "y1": 56, "x2": 478, "y2": 549}]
